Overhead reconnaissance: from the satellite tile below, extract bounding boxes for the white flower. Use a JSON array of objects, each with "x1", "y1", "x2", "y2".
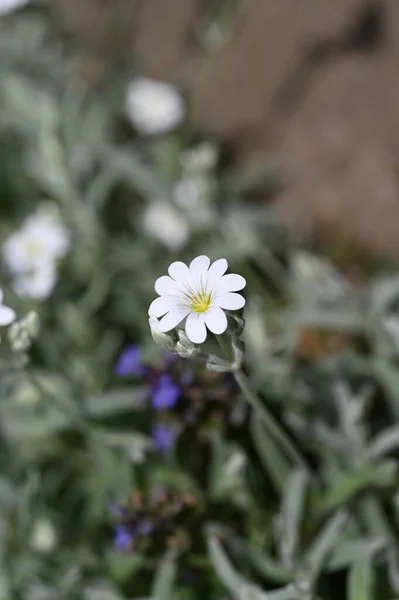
[
  {"x1": 180, "y1": 142, "x2": 218, "y2": 173},
  {"x1": 0, "y1": 0, "x2": 29, "y2": 15},
  {"x1": 3, "y1": 203, "x2": 70, "y2": 300},
  {"x1": 143, "y1": 201, "x2": 189, "y2": 250},
  {"x1": 125, "y1": 77, "x2": 184, "y2": 135},
  {"x1": 173, "y1": 176, "x2": 215, "y2": 229},
  {"x1": 13, "y1": 262, "x2": 57, "y2": 300},
  {"x1": 0, "y1": 289, "x2": 16, "y2": 328},
  {"x1": 3, "y1": 204, "x2": 69, "y2": 273},
  {"x1": 148, "y1": 255, "x2": 246, "y2": 344},
  {"x1": 29, "y1": 518, "x2": 57, "y2": 553}
]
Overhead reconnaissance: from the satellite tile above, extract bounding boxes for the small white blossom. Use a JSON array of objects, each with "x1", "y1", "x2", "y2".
[
  {"x1": 13, "y1": 262, "x2": 57, "y2": 300},
  {"x1": 0, "y1": 289, "x2": 16, "y2": 331},
  {"x1": 30, "y1": 518, "x2": 57, "y2": 553},
  {"x1": 0, "y1": 0, "x2": 29, "y2": 14},
  {"x1": 143, "y1": 201, "x2": 189, "y2": 250},
  {"x1": 125, "y1": 77, "x2": 184, "y2": 136},
  {"x1": 149, "y1": 255, "x2": 246, "y2": 344},
  {"x1": 180, "y1": 142, "x2": 218, "y2": 173},
  {"x1": 173, "y1": 176, "x2": 215, "y2": 229},
  {"x1": 3, "y1": 203, "x2": 70, "y2": 300}
]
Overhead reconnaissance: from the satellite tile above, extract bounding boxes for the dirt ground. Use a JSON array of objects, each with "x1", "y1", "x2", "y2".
[{"x1": 51, "y1": 0, "x2": 399, "y2": 263}]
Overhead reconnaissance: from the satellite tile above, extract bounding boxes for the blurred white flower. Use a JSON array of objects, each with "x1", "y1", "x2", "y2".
[
  {"x1": 125, "y1": 77, "x2": 184, "y2": 135},
  {"x1": 149, "y1": 255, "x2": 246, "y2": 344},
  {"x1": 143, "y1": 201, "x2": 189, "y2": 250},
  {"x1": 174, "y1": 177, "x2": 207, "y2": 210},
  {"x1": 3, "y1": 203, "x2": 70, "y2": 300},
  {"x1": 30, "y1": 518, "x2": 57, "y2": 553},
  {"x1": 0, "y1": 289, "x2": 16, "y2": 331},
  {"x1": 180, "y1": 142, "x2": 218, "y2": 173},
  {"x1": 173, "y1": 176, "x2": 215, "y2": 229},
  {"x1": 13, "y1": 262, "x2": 57, "y2": 300},
  {"x1": 0, "y1": 0, "x2": 29, "y2": 15}
]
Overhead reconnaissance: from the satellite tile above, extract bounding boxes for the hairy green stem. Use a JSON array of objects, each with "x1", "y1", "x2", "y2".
[{"x1": 217, "y1": 335, "x2": 310, "y2": 472}]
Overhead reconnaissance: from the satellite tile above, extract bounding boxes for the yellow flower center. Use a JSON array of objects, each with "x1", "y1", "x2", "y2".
[
  {"x1": 26, "y1": 240, "x2": 40, "y2": 256},
  {"x1": 190, "y1": 291, "x2": 212, "y2": 313}
]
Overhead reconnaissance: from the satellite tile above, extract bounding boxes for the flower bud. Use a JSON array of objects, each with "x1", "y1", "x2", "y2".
[
  {"x1": 232, "y1": 336, "x2": 245, "y2": 368},
  {"x1": 8, "y1": 311, "x2": 40, "y2": 352},
  {"x1": 175, "y1": 328, "x2": 201, "y2": 359},
  {"x1": 227, "y1": 314, "x2": 245, "y2": 337},
  {"x1": 149, "y1": 316, "x2": 178, "y2": 352}
]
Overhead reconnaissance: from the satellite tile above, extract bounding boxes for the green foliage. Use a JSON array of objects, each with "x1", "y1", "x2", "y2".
[{"x1": 2, "y1": 3, "x2": 399, "y2": 600}]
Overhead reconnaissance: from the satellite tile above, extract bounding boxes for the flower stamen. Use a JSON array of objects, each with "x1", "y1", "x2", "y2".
[{"x1": 189, "y1": 290, "x2": 211, "y2": 313}]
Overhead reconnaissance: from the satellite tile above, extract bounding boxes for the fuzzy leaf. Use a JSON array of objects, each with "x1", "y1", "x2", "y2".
[
  {"x1": 278, "y1": 467, "x2": 309, "y2": 567},
  {"x1": 151, "y1": 549, "x2": 178, "y2": 600},
  {"x1": 250, "y1": 411, "x2": 291, "y2": 493},
  {"x1": 348, "y1": 558, "x2": 374, "y2": 600},
  {"x1": 304, "y1": 510, "x2": 348, "y2": 583}
]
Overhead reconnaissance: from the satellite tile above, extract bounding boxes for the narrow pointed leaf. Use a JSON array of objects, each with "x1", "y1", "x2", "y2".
[
  {"x1": 151, "y1": 548, "x2": 178, "y2": 600},
  {"x1": 348, "y1": 558, "x2": 374, "y2": 600}
]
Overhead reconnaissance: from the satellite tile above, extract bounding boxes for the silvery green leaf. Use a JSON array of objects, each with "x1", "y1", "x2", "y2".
[
  {"x1": 277, "y1": 468, "x2": 309, "y2": 568},
  {"x1": 315, "y1": 461, "x2": 397, "y2": 514},
  {"x1": 369, "y1": 275, "x2": 399, "y2": 315},
  {"x1": 209, "y1": 435, "x2": 247, "y2": 501},
  {"x1": 206, "y1": 526, "x2": 248, "y2": 595},
  {"x1": 327, "y1": 537, "x2": 386, "y2": 572},
  {"x1": 106, "y1": 147, "x2": 171, "y2": 199},
  {"x1": 367, "y1": 424, "x2": 399, "y2": 460},
  {"x1": 348, "y1": 558, "x2": 374, "y2": 600},
  {"x1": 304, "y1": 510, "x2": 348, "y2": 583},
  {"x1": 372, "y1": 359, "x2": 399, "y2": 419},
  {"x1": 86, "y1": 386, "x2": 147, "y2": 418},
  {"x1": 209, "y1": 523, "x2": 292, "y2": 584},
  {"x1": 250, "y1": 412, "x2": 291, "y2": 493},
  {"x1": 150, "y1": 548, "x2": 178, "y2": 600}
]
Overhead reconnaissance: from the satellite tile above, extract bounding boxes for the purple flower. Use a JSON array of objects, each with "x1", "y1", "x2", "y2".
[
  {"x1": 152, "y1": 423, "x2": 176, "y2": 454},
  {"x1": 113, "y1": 524, "x2": 134, "y2": 550},
  {"x1": 115, "y1": 345, "x2": 146, "y2": 377},
  {"x1": 152, "y1": 375, "x2": 180, "y2": 410},
  {"x1": 136, "y1": 520, "x2": 153, "y2": 535},
  {"x1": 108, "y1": 499, "x2": 127, "y2": 517},
  {"x1": 179, "y1": 368, "x2": 193, "y2": 387}
]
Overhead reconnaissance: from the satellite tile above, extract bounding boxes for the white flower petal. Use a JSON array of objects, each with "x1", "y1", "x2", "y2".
[
  {"x1": 214, "y1": 292, "x2": 246, "y2": 310},
  {"x1": 168, "y1": 261, "x2": 190, "y2": 282},
  {"x1": 185, "y1": 312, "x2": 207, "y2": 344},
  {"x1": 204, "y1": 307, "x2": 228, "y2": 335},
  {"x1": 206, "y1": 258, "x2": 228, "y2": 288},
  {"x1": 154, "y1": 276, "x2": 177, "y2": 295},
  {"x1": 148, "y1": 295, "x2": 182, "y2": 317},
  {"x1": 158, "y1": 308, "x2": 190, "y2": 332},
  {"x1": 143, "y1": 202, "x2": 188, "y2": 250},
  {"x1": 218, "y1": 273, "x2": 246, "y2": 292},
  {"x1": 0, "y1": 305, "x2": 15, "y2": 326},
  {"x1": 125, "y1": 78, "x2": 184, "y2": 136},
  {"x1": 189, "y1": 255, "x2": 210, "y2": 278}
]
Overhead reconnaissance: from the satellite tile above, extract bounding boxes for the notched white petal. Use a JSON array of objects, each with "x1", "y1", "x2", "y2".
[
  {"x1": 204, "y1": 307, "x2": 228, "y2": 335},
  {"x1": 154, "y1": 275, "x2": 177, "y2": 295},
  {"x1": 218, "y1": 273, "x2": 246, "y2": 292},
  {"x1": 214, "y1": 292, "x2": 245, "y2": 310},
  {"x1": 186, "y1": 312, "x2": 207, "y2": 344},
  {"x1": 189, "y1": 255, "x2": 210, "y2": 277},
  {"x1": 206, "y1": 258, "x2": 228, "y2": 287},
  {"x1": 0, "y1": 306, "x2": 16, "y2": 326},
  {"x1": 158, "y1": 308, "x2": 190, "y2": 332},
  {"x1": 168, "y1": 261, "x2": 190, "y2": 282},
  {"x1": 148, "y1": 295, "x2": 177, "y2": 317}
]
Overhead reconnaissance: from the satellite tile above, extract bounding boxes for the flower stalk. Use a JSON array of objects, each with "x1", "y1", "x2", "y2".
[{"x1": 216, "y1": 334, "x2": 310, "y2": 472}]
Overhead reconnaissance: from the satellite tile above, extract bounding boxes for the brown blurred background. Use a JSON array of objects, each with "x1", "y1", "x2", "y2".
[{"x1": 52, "y1": 0, "x2": 399, "y2": 264}]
